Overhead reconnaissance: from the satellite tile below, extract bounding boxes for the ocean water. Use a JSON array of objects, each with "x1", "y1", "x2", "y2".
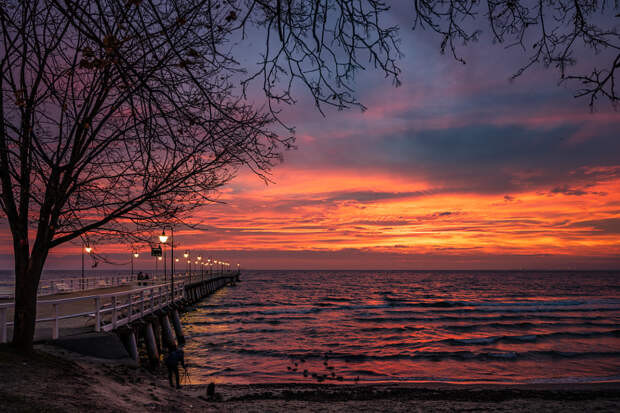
[{"x1": 181, "y1": 270, "x2": 620, "y2": 385}]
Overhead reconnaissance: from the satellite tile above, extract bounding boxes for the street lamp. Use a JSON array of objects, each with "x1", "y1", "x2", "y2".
[
  {"x1": 159, "y1": 227, "x2": 175, "y2": 299},
  {"x1": 159, "y1": 230, "x2": 168, "y2": 282},
  {"x1": 82, "y1": 245, "x2": 92, "y2": 290},
  {"x1": 183, "y1": 251, "x2": 190, "y2": 276},
  {"x1": 131, "y1": 251, "x2": 139, "y2": 277}
]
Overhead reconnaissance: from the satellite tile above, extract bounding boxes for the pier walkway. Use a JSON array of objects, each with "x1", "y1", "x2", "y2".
[{"x1": 0, "y1": 273, "x2": 239, "y2": 344}]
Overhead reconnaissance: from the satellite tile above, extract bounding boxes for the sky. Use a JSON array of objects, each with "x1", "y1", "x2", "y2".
[{"x1": 2, "y1": 6, "x2": 619, "y2": 271}]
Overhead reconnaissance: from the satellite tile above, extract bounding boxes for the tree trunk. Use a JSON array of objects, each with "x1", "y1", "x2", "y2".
[{"x1": 12, "y1": 247, "x2": 47, "y2": 354}]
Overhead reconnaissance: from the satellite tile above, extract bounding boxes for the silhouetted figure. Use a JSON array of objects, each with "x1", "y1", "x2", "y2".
[
  {"x1": 164, "y1": 344, "x2": 185, "y2": 389},
  {"x1": 207, "y1": 382, "x2": 215, "y2": 398}
]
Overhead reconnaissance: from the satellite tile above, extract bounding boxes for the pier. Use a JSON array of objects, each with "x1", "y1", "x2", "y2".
[{"x1": 0, "y1": 272, "x2": 240, "y2": 363}]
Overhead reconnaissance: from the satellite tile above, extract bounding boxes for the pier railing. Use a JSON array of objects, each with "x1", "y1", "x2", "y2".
[
  {"x1": 0, "y1": 280, "x2": 185, "y2": 343},
  {"x1": 0, "y1": 275, "x2": 237, "y2": 344},
  {"x1": 0, "y1": 271, "x2": 235, "y2": 299},
  {"x1": 0, "y1": 274, "x2": 142, "y2": 299}
]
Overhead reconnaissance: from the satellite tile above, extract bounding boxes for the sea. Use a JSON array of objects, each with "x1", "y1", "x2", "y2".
[
  {"x1": 2, "y1": 269, "x2": 619, "y2": 385},
  {"x1": 181, "y1": 270, "x2": 620, "y2": 385}
]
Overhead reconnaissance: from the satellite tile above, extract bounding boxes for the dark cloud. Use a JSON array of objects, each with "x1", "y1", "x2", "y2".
[
  {"x1": 549, "y1": 185, "x2": 588, "y2": 196},
  {"x1": 351, "y1": 220, "x2": 411, "y2": 226},
  {"x1": 325, "y1": 190, "x2": 435, "y2": 203},
  {"x1": 570, "y1": 218, "x2": 620, "y2": 234},
  {"x1": 291, "y1": 121, "x2": 620, "y2": 196}
]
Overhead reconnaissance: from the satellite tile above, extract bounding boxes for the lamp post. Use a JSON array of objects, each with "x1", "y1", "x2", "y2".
[
  {"x1": 82, "y1": 245, "x2": 92, "y2": 290},
  {"x1": 159, "y1": 228, "x2": 174, "y2": 299},
  {"x1": 131, "y1": 251, "x2": 139, "y2": 277},
  {"x1": 159, "y1": 230, "x2": 168, "y2": 283},
  {"x1": 197, "y1": 256, "x2": 202, "y2": 281},
  {"x1": 183, "y1": 251, "x2": 189, "y2": 277}
]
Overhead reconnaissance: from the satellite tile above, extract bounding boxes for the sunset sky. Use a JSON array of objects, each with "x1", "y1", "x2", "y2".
[{"x1": 1, "y1": 8, "x2": 619, "y2": 271}]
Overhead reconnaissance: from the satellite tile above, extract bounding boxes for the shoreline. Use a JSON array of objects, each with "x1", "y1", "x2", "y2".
[{"x1": 1, "y1": 344, "x2": 619, "y2": 412}]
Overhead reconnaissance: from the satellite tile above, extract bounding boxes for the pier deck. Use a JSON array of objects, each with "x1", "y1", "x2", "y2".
[{"x1": 0, "y1": 273, "x2": 239, "y2": 344}]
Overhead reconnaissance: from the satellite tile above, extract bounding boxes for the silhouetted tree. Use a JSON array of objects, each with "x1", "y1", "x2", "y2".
[
  {"x1": 1, "y1": 0, "x2": 617, "y2": 352},
  {"x1": 407, "y1": 0, "x2": 619, "y2": 107},
  {"x1": 0, "y1": 0, "x2": 291, "y2": 352},
  {"x1": 234, "y1": 0, "x2": 618, "y2": 110}
]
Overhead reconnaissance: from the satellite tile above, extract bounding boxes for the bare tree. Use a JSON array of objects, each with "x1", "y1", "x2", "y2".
[
  {"x1": 0, "y1": 0, "x2": 292, "y2": 351},
  {"x1": 0, "y1": 0, "x2": 403, "y2": 353},
  {"x1": 235, "y1": 0, "x2": 617, "y2": 110},
  {"x1": 1, "y1": 0, "x2": 617, "y2": 353},
  {"x1": 409, "y1": 0, "x2": 619, "y2": 107}
]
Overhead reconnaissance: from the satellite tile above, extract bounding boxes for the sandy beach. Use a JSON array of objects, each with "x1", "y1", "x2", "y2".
[{"x1": 1, "y1": 344, "x2": 619, "y2": 412}]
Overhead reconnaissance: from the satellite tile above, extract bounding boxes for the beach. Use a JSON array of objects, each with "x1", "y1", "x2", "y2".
[{"x1": 1, "y1": 344, "x2": 619, "y2": 412}]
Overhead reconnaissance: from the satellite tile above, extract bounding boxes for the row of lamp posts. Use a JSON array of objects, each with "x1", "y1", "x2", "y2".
[{"x1": 82, "y1": 229, "x2": 238, "y2": 297}]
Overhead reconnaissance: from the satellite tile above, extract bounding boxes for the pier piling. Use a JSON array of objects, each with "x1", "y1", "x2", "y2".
[
  {"x1": 126, "y1": 329, "x2": 139, "y2": 362},
  {"x1": 144, "y1": 321, "x2": 160, "y2": 367},
  {"x1": 160, "y1": 312, "x2": 176, "y2": 349},
  {"x1": 171, "y1": 309, "x2": 185, "y2": 345}
]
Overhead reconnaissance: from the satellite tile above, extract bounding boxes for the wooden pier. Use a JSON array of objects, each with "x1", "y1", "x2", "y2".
[{"x1": 0, "y1": 272, "x2": 240, "y2": 351}]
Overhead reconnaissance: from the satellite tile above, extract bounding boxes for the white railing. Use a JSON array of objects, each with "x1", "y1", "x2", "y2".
[
  {"x1": 0, "y1": 271, "x2": 206, "y2": 299},
  {"x1": 0, "y1": 281, "x2": 186, "y2": 343},
  {"x1": 0, "y1": 274, "x2": 141, "y2": 299}
]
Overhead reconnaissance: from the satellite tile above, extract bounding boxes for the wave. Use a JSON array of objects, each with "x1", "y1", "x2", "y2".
[
  {"x1": 471, "y1": 299, "x2": 620, "y2": 307},
  {"x1": 230, "y1": 348, "x2": 620, "y2": 362},
  {"x1": 359, "y1": 326, "x2": 425, "y2": 334},
  {"x1": 192, "y1": 327, "x2": 288, "y2": 337},
  {"x1": 203, "y1": 308, "x2": 323, "y2": 317},
  {"x1": 197, "y1": 301, "x2": 620, "y2": 320},
  {"x1": 385, "y1": 307, "x2": 620, "y2": 316},
  {"x1": 378, "y1": 298, "x2": 620, "y2": 309},
  {"x1": 354, "y1": 313, "x2": 612, "y2": 324},
  {"x1": 443, "y1": 321, "x2": 619, "y2": 331},
  {"x1": 442, "y1": 330, "x2": 620, "y2": 346}
]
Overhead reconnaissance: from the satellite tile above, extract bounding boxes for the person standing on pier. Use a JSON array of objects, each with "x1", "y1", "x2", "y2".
[{"x1": 164, "y1": 344, "x2": 186, "y2": 389}]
